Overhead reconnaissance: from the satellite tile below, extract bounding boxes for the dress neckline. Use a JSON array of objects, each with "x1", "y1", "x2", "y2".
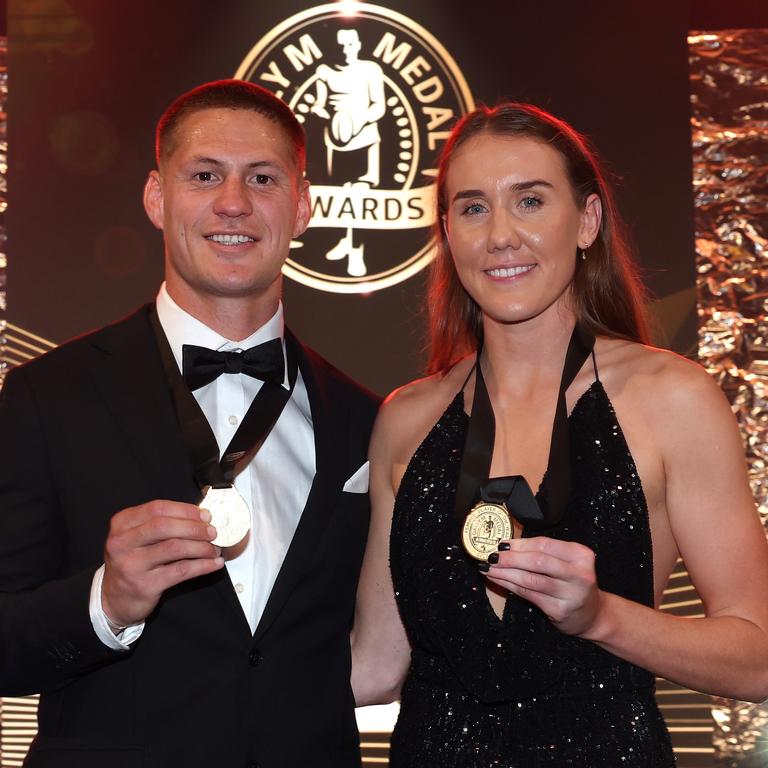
[{"x1": 455, "y1": 378, "x2": 604, "y2": 423}]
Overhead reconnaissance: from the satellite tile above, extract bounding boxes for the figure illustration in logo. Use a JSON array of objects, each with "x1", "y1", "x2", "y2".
[
  {"x1": 309, "y1": 29, "x2": 386, "y2": 277},
  {"x1": 311, "y1": 28, "x2": 385, "y2": 185}
]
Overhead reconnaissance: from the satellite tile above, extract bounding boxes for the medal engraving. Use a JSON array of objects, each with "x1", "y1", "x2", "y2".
[
  {"x1": 200, "y1": 485, "x2": 251, "y2": 547},
  {"x1": 462, "y1": 502, "x2": 514, "y2": 561}
]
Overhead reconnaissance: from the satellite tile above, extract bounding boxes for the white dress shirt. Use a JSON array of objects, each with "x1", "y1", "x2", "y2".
[{"x1": 90, "y1": 284, "x2": 315, "y2": 648}]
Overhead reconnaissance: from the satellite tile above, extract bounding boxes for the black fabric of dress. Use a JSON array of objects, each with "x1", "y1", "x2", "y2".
[{"x1": 389, "y1": 374, "x2": 676, "y2": 767}]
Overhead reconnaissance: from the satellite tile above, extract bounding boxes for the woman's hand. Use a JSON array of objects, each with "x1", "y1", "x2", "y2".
[{"x1": 482, "y1": 536, "x2": 604, "y2": 637}]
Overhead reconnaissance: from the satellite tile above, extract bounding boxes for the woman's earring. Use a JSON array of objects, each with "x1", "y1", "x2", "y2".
[{"x1": 580, "y1": 247, "x2": 588, "y2": 261}]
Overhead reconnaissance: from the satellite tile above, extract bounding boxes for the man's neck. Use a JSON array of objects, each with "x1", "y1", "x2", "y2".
[{"x1": 165, "y1": 281, "x2": 280, "y2": 342}]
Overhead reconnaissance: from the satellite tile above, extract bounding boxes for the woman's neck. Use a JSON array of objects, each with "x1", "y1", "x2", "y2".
[{"x1": 480, "y1": 309, "x2": 576, "y2": 401}]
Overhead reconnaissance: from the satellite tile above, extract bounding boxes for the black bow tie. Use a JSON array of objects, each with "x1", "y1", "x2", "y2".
[{"x1": 182, "y1": 339, "x2": 285, "y2": 391}]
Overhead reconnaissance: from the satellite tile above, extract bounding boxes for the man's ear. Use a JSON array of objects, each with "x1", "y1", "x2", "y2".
[
  {"x1": 293, "y1": 179, "x2": 312, "y2": 239},
  {"x1": 143, "y1": 170, "x2": 164, "y2": 231}
]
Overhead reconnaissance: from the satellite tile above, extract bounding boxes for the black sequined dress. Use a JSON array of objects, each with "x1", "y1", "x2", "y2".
[{"x1": 389, "y1": 375, "x2": 676, "y2": 767}]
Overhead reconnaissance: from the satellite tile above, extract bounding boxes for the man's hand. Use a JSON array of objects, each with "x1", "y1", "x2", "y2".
[{"x1": 102, "y1": 500, "x2": 224, "y2": 627}]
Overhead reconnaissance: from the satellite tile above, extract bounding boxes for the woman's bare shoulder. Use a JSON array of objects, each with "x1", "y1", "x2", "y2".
[
  {"x1": 596, "y1": 338, "x2": 728, "y2": 419},
  {"x1": 371, "y1": 355, "x2": 475, "y2": 462}
]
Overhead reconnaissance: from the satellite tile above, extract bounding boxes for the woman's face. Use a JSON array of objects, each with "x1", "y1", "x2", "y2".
[{"x1": 442, "y1": 132, "x2": 600, "y2": 328}]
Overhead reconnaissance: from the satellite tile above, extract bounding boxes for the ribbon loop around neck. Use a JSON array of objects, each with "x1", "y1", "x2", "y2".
[
  {"x1": 454, "y1": 325, "x2": 595, "y2": 530},
  {"x1": 150, "y1": 307, "x2": 298, "y2": 493}
]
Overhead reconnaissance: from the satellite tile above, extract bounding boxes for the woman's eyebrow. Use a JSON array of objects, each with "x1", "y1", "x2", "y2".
[{"x1": 452, "y1": 179, "x2": 554, "y2": 203}]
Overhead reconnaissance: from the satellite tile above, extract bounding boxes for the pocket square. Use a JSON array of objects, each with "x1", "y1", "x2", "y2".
[{"x1": 343, "y1": 461, "x2": 369, "y2": 493}]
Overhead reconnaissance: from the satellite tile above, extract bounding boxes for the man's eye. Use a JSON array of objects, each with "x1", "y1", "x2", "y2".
[
  {"x1": 254, "y1": 174, "x2": 273, "y2": 185},
  {"x1": 194, "y1": 171, "x2": 215, "y2": 183}
]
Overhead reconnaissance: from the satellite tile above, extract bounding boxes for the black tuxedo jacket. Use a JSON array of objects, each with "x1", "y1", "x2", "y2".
[{"x1": 0, "y1": 305, "x2": 380, "y2": 768}]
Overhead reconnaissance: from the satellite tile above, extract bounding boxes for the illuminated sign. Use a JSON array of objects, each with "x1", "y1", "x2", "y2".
[{"x1": 236, "y1": 2, "x2": 474, "y2": 293}]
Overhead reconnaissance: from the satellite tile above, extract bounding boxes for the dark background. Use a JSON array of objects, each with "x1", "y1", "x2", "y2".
[{"x1": 6, "y1": 0, "x2": 759, "y2": 396}]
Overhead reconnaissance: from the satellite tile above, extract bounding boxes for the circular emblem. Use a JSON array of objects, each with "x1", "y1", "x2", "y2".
[
  {"x1": 462, "y1": 502, "x2": 513, "y2": 561},
  {"x1": 236, "y1": 3, "x2": 474, "y2": 293},
  {"x1": 200, "y1": 485, "x2": 251, "y2": 548}
]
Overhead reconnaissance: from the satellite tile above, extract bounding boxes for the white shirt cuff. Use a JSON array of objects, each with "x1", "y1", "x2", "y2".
[{"x1": 89, "y1": 564, "x2": 145, "y2": 650}]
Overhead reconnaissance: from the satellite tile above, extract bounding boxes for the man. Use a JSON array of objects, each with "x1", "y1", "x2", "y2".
[{"x1": 0, "y1": 80, "x2": 379, "y2": 768}]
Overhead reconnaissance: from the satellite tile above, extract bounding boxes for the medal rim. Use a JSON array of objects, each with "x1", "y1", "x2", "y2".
[{"x1": 462, "y1": 501, "x2": 513, "y2": 561}]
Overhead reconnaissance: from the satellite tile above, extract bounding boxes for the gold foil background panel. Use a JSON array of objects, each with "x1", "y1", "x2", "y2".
[{"x1": 689, "y1": 28, "x2": 768, "y2": 765}]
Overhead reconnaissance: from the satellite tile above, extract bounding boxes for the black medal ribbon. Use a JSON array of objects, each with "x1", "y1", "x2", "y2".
[
  {"x1": 455, "y1": 324, "x2": 595, "y2": 531},
  {"x1": 479, "y1": 476, "x2": 542, "y2": 524},
  {"x1": 149, "y1": 307, "x2": 298, "y2": 493}
]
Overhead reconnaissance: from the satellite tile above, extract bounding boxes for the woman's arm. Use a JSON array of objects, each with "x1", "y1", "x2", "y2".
[
  {"x1": 484, "y1": 356, "x2": 768, "y2": 701},
  {"x1": 351, "y1": 397, "x2": 412, "y2": 707}
]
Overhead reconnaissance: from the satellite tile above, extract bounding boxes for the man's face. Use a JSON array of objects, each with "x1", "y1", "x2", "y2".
[{"x1": 144, "y1": 108, "x2": 310, "y2": 309}]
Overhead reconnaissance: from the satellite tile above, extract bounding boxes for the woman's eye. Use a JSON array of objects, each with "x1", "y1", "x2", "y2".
[
  {"x1": 520, "y1": 196, "x2": 542, "y2": 210},
  {"x1": 462, "y1": 203, "x2": 486, "y2": 215}
]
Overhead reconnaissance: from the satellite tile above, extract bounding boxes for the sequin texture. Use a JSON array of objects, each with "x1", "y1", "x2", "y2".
[{"x1": 389, "y1": 382, "x2": 675, "y2": 767}]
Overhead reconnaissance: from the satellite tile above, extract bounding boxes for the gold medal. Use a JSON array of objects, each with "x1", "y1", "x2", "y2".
[
  {"x1": 462, "y1": 502, "x2": 515, "y2": 561},
  {"x1": 200, "y1": 485, "x2": 251, "y2": 548}
]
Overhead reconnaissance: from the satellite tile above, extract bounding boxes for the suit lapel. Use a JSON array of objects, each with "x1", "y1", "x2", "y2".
[
  {"x1": 252, "y1": 329, "x2": 348, "y2": 642},
  {"x1": 85, "y1": 305, "x2": 199, "y2": 504}
]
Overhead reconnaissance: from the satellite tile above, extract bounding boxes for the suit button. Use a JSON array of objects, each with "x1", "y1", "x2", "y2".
[{"x1": 248, "y1": 648, "x2": 262, "y2": 667}]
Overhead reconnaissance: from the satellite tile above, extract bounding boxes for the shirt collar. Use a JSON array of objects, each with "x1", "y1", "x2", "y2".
[{"x1": 155, "y1": 282, "x2": 285, "y2": 375}]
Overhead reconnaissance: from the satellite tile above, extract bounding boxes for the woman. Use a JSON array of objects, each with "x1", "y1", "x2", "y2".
[{"x1": 351, "y1": 103, "x2": 768, "y2": 767}]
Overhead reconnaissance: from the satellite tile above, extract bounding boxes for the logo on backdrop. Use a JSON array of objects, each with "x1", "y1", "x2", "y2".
[{"x1": 236, "y1": 2, "x2": 474, "y2": 294}]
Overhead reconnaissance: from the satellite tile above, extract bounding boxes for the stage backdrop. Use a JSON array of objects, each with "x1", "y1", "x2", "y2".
[
  {"x1": 6, "y1": 0, "x2": 697, "y2": 394},
  {"x1": 2, "y1": 1, "x2": 766, "y2": 766}
]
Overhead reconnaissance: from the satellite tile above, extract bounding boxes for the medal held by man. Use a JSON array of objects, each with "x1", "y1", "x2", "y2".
[{"x1": 200, "y1": 484, "x2": 252, "y2": 548}]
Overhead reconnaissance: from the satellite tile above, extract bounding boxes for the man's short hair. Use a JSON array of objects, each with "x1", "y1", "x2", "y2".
[{"x1": 156, "y1": 79, "x2": 306, "y2": 171}]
